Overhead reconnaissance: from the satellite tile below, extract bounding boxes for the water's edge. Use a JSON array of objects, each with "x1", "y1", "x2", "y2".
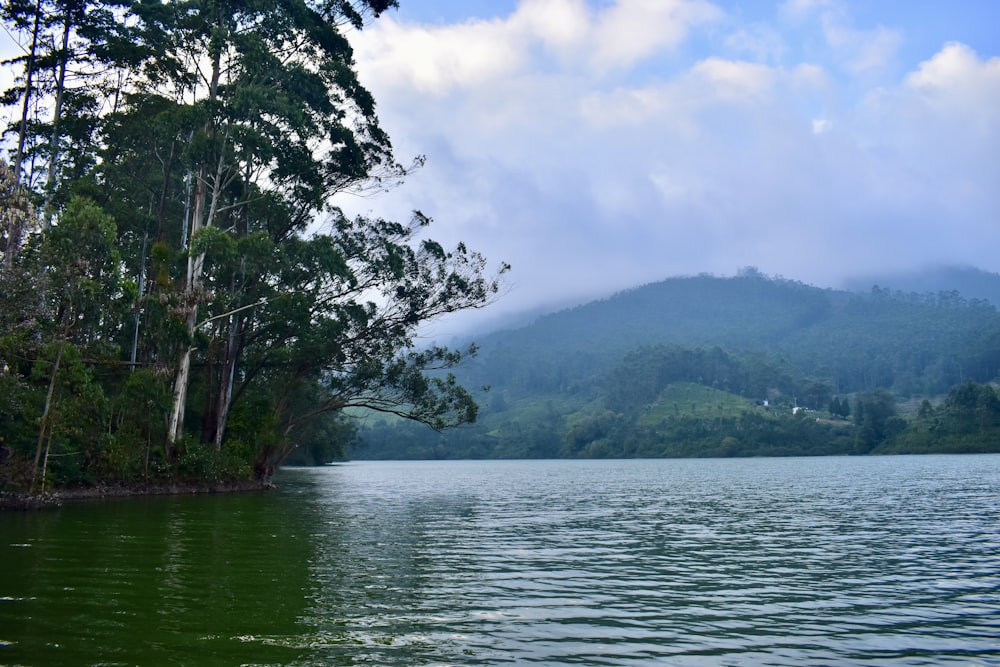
[
  {"x1": 0, "y1": 480, "x2": 273, "y2": 510},
  {"x1": 0, "y1": 450, "x2": 987, "y2": 510}
]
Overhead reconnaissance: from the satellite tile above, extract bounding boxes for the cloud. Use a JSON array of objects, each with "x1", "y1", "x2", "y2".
[
  {"x1": 905, "y1": 42, "x2": 1000, "y2": 120},
  {"x1": 853, "y1": 43, "x2": 1000, "y2": 244},
  {"x1": 823, "y1": 21, "x2": 902, "y2": 74},
  {"x1": 508, "y1": 0, "x2": 591, "y2": 53},
  {"x1": 690, "y1": 58, "x2": 777, "y2": 103},
  {"x1": 588, "y1": 0, "x2": 723, "y2": 71},
  {"x1": 349, "y1": 0, "x2": 722, "y2": 95},
  {"x1": 724, "y1": 24, "x2": 787, "y2": 64},
  {"x1": 340, "y1": 4, "x2": 1000, "y2": 331},
  {"x1": 347, "y1": 17, "x2": 528, "y2": 95}
]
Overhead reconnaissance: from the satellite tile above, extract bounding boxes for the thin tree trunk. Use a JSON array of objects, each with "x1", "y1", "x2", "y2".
[
  {"x1": 130, "y1": 232, "x2": 149, "y2": 368},
  {"x1": 167, "y1": 169, "x2": 206, "y2": 449},
  {"x1": 165, "y1": 17, "x2": 225, "y2": 450},
  {"x1": 12, "y1": 0, "x2": 42, "y2": 185},
  {"x1": 40, "y1": 12, "x2": 72, "y2": 222},
  {"x1": 213, "y1": 314, "x2": 241, "y2": 450},
  {"x1": 4, "y1": 0, "x2": 42, "y2": 274},
  {"x1": 31, "y1": 340, "x2": 64, "y2": 495},
  {"x1": 39, "y1": 428, "x2": 55, "y2": 493}
]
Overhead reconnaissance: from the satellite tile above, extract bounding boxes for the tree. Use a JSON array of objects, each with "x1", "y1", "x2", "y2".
[
  {"x1": 828, "y1": 396, "x2": 850, "y2": 418},
  {"x1": 14, "y1": 195, "x2": 123, "y2": 491},
  {"x1": 1, "y1": 1, "x2": 508, "y2": 490},
  {"x1": 801, "y1": 380, "x2": 832, "y2": 410},
  {"x1": 942, "y1": 381, "x2": 1000, "y2": 435},
  {"x1": 853, "y1": 390, "x2": 904, "y2": 453}
]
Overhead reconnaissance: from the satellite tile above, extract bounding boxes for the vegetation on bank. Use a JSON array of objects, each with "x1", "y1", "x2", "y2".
[
  {"x1": 356, "y1": 379, "x2": 1000, "y2": 460},
  {"x1": 0, "y1": 0, "x2": 506, "y2": 495}
]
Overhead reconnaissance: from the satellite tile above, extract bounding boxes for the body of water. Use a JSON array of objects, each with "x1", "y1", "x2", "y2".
[{"x1": 2, "y1": 455, "x2": 1000, "y2": 665}]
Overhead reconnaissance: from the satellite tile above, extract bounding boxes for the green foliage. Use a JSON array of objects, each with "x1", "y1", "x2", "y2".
[
  {"x1": 281, "y1": 413, "x2": 359, "y2": 466},
  {"x1": 852, "y1": 390, "x2": 905, "y2": 454},
  {"x1": 0, "y1": 4, "x2": 506, "y2": 492},
  {"x1": 453, "y1": 274, "x2": 1000, "y2": 403},
  {"x1": 357, "y1": 273, "x2": 1000, "y2": 461},
  {"x1": 878, "y1": 382, "x2": 1000, "y2": 454}
]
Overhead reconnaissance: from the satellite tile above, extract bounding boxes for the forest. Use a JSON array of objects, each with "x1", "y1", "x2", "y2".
[
  {"x1": 356, "y1": 271, "x2": 1000, "y2": 460},
  {"x1": 0, "y1": 0, "x2": 506, "y2": 496}
]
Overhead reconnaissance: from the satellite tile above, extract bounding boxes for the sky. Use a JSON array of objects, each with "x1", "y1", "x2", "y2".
[
  {"x1": 331, "y1": 0, "x2": 1000, "y2": 336},
  {"x1": 1, "y1": 1, "x2": 998, "y2": 337}
]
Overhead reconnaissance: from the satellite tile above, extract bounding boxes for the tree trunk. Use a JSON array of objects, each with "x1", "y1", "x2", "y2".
[
  {"x1": 3, "y1": 0, "x2": 42, "y2": 274},
  {"x1": 213, "y1": 314, "x2": 241, "y2": 450},
  {"x1": 12, "y1": 0, "x2": 42, "y2": 186},
  {"x1": 166, "y1": 170, "x2": 208, "y2": 450},
  {"x1": 40, "y1": 12, "x2": 72, "y2": 222},
  {"x1": 31, "y1": 340, "x2": 64, "y2": 495},
  {"x1": 165, "y1": 36, "x2": 224, "y2": 451}
]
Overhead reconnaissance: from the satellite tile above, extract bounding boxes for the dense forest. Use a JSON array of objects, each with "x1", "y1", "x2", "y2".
[
  {"x1": 0, "y1": 0, "x2": 506, "y2": 496},
  {"x1": 356, "y1": 271, "x2": 1000, "y2": 460}
]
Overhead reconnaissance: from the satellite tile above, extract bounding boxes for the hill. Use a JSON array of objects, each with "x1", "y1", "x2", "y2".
[
  {"x1": 352, "y1": 270, "x2": 1000, "y2": 460},
  {"x1": 843, "y1": 265, "x2": 1000, "y2": 307}
]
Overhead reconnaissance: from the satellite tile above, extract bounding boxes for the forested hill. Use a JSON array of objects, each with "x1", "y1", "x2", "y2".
[
  {"x1": 459, "y1": 271, "x2": 1000, "y2": 398},
  {"x1": 354, "y1": 270, "x2": 1000, "y2": 460}
]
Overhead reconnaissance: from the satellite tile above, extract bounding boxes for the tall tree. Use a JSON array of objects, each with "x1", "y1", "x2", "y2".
[{"x1": 2, "y1": 0, "x2": 508, "y2": 489}]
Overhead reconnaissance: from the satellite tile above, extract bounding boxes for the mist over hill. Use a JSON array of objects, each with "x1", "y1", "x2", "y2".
[
  {"x1": 842, "y1": 266, "x2": 1000, "y2": 308},
  {"x1": 351, "y1": 267, "x2": 1000, "y2": 460}
]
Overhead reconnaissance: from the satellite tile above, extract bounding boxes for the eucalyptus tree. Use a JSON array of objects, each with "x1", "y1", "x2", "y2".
[
  {"x1": 1, "y1": 0, "x2": 507, "y2": 486},
  {"x1": 83, "y1": 0, "x2": 415, "y2": 454},
  {"x1": 237, "y1": 211, "x2": 506, "y2": 479},
  {"x1": 1, "y1": 0, "x2": 129, "y2": 213}
]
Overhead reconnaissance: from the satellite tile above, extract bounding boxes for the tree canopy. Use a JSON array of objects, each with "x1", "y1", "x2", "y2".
[{"x1": 0, "y1": 0, "x2": 507, "y2": 492}]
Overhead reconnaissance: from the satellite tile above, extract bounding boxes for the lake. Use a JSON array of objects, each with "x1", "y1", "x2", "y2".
[{"x1": 2, "y1": 455, "x2": 999, "y2": 666}]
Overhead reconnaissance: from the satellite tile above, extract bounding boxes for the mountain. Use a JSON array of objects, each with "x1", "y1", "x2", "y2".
[{"x1": 352, "y1": 269, "x2": 1000, "y2": 460}]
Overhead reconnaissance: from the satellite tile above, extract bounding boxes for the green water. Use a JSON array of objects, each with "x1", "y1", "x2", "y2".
[
  {"x1": 1, "y1": 490, "x2": 316, "y2": 666},
  {"x1": 3, "y1": 456, "x2": 1000, "y2": 666}
]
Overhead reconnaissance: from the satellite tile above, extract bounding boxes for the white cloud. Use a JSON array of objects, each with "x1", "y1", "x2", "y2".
[
  {"x1": 823, "y1": 20, "x2": 902, "y2": 74},
  {"x1": 588, "y1": 0, "x2": 723, "y2": 71},
  {"x1": 690, "y1": 58, "x2": 776, "y2": 103},
  {"x1": 724, "y1": 24, "x2": 787, "y2": 63},
  {"x1": 350, "y1": 0, "x2": 723, "y2": 97},
  {"x1": 349, "y1": 16, "x2": 527, "y2": 95},
  {"x1": 509, "y1": 0, "x2": 591, "y2": 53},
  {"x1": 340, "y1": 5, "x2": 1000, "y2": 327},
  {"x1": 811, "y1": 118, "x2": 832, "y2": 134},
  {"x1": 905, "y1": 42, "x2": 1000, "y2": 122},
  {"x1": 580, "y1": 59, "x2": 824, "y2": 131},
  {"x1": 779, "y1": 0, "x2": 902, "y2": 75},
  {"x1": 857, "y1": 43, "x2": 1000, "y2": 236}
]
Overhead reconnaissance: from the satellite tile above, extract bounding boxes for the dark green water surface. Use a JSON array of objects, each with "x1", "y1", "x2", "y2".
[{"x1": 2, "y1": 455, "x2": 1000, "y2": 666}]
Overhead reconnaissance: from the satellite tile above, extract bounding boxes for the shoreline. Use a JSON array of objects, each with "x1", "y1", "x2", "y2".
[{"x1": 0, "y1": 480, "x2": 274, "y2": 511}]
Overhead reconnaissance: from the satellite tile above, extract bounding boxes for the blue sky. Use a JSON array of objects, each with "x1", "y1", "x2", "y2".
[{"x1": 335, "y1": 0, "x2": 1000, "y2": 336}]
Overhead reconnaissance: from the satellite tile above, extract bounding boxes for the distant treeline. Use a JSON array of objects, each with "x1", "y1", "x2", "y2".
[{"x1": 355, "y1": 379, "x2": 1000, "y2": 461}]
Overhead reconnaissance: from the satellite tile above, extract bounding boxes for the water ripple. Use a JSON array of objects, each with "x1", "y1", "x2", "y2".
[{"x1": 298, "y1": 456, "x2": 1000, "y2": 666}]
